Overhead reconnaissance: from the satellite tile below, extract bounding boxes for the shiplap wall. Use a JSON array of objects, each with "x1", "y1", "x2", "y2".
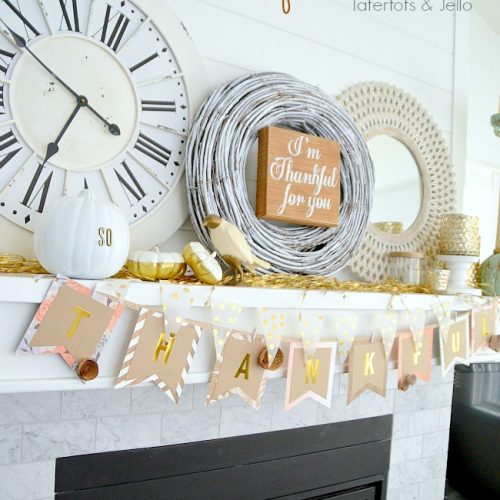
[
  {"x1": 463, "y1": 12, "x2": 500, "y2": 259},
  {"x1": 161, "y1": 0, "x2": 461, "y2": 252}
]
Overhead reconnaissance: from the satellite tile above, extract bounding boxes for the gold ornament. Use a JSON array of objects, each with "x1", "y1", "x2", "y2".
[
  {"x1": 183, "y1": 242, "x2": 223, "y2": 285},
  {"x1": 374, "y1": 221, "x2": 404, "y2": 234},
  {"x1": 126, "y1": 247, "x2": 186, "y2": 281}
]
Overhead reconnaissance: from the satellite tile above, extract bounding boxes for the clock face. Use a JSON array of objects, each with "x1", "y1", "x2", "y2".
[{"x1": 0, "y1": 0, "x2": 197, "y2": 239}]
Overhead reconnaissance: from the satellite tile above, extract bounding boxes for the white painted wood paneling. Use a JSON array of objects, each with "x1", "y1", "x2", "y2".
[{"x1": 159, "y1": 0, "x2": 460, "y2": 251}]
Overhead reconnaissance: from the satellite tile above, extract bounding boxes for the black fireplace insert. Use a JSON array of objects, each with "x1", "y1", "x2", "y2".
[{"x1": 55, "y1": 415, "x2": 392, "y2": 499}]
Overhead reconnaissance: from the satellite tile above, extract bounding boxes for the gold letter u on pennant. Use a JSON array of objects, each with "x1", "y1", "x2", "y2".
[{"x1": 282, "y1": 0, "x2": 291, "y2": 14}]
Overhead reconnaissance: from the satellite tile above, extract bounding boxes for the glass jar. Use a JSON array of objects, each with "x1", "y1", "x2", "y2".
[{"x1": 388, "y1": 252, "x2": 423, "y2": 285}]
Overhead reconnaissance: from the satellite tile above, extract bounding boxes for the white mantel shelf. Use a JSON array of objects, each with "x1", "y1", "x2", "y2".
[{"x1": 0, "y1": 274, "x2": 498, "y2": 393}]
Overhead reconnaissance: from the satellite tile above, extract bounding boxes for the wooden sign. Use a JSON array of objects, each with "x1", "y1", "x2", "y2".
[{"x1": 257, "y1": 126, "x2": 341, "y2": 227}]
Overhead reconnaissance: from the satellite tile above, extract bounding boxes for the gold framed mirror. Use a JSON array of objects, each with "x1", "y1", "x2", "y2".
[{"x1": 338, "y1": 82, "x2": 456, "y2": 281}]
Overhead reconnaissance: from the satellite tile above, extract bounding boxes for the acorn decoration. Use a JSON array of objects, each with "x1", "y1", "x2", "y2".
[
  {"x1": 398, "y1": 374, "x2": 417, "y2": 392},
  {"x1": 258, "y1": 348, "x2": 284, "y2": 371},
  {"x1": 77, "y1": 359, "x2": 99, "y2": 381}
]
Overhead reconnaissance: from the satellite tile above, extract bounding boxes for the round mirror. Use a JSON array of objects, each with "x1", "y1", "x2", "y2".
[{"x1": 368, "y1": 135, "x2": 422, "y2": 231}]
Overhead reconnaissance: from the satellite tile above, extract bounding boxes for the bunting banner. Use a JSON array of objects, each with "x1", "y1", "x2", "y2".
[
  {"x1": 210, "y1": 297, "x2": 243, "y2": 355},
  {"x1": 347, "y1": 337, "x2": 387, "y2": 404},
  {"x1": 335, "y1": 315, "x2": 358, "y2": 364},
  {"x1": 115, "y1": 307, "x2": 201, "y2": 403},
  {"x1": 397, "y1": 326, "x2": 434, "y2": 384},
  {"x1": 257, "y1": 307, "x2": 288, "y2": 363},
  {"x1": 284, "y1": 341, "x2": 337, "y2": 411},
  {"x1": 160, "y1": 284, "x2": 195, "y2": 335},
  {"x1": 471, "y1": 303, "x2": 497, "y2": 355},
  {"x1": 408, "y1": 308, "x2": 426, "y2": 345},
  {"x1": 17, "y1": 277, "x2": 123, "y2": 378},
  {"x1": 207, "y1": 331, "x2": 267, "y2": 409},
  {"x1": 375, "y1": 311, "x2": 398, "y2": 359},
  {"x1": 440, "y1": 316, "x2": 470, "y2": 377},
  {"x1": 298, "y1": 309, "x2": 325, "y2": 359},
  {"x1": 432, "y1": 301, "x2": 453, "y2": 341},
  {"x1": 16, "y1": 280, "x2": 500, "y2": 409}
]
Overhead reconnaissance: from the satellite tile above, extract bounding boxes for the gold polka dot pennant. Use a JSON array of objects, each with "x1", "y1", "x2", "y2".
[
  {"x1": 334, "y1": 316, "x2": 358, "y2": 364},
  {"x1": 407, "y1": 308, "x2": 427, "y2": 346},
  {"x1": 375, "y1": 311, "x2": 398, "y2": 359},
  {"x1": 432, "y1": 301, "x2": 453, "y2": 341},
  {"x1": 210, "y1": 298, "x2": 243, "y2": 355},
  {"x1": 298, "y1": 310, "x2": 325, "y2": 360},
  {"x1": 257, "y1": 308, "x2": 287, "y2": 363},
  {"x1": 160, "y1": 284, "x2": 193, "y2": 334}
]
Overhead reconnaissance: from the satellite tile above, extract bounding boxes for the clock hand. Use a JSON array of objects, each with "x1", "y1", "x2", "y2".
[
  {"x1": 41, "y1": 97, "x2": 85, "y2": 166},
  {"x1": 2, "y1": 22, "x2": 121, "y2": 137}
]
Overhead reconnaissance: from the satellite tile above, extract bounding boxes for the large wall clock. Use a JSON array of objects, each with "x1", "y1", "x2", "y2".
[{"x1": 0, "y1": 0, "x2": 208, "y2": 256}]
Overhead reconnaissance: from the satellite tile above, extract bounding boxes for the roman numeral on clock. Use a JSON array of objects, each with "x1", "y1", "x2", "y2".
[
  {"x1": 141, "y1": 100, "x2": 176, "y2": 113},
  {"x1": 0, "y1": 48, "x2": 15, "y2": 75},
  {"x1": 2, "y1": 0, "x2": 41, "y2": 37},
  {"x1": 114, "y1": 161, "x2": 146, "y2": 206},
  {"x1": 58, "y1": 0, "x2": 80, "y2": 32},
  {"x1": 0, "y1": 85, "x2": 5, "y2": 114},
  {"x1": 134, "y1": 133, "x2": 171, "y2": 167},
  {"x1": 129, "y1": 53, "x2": 159, "y2": 73},
  {"x1": 100, "y1": 5, "x2": 130, "y2": 52},
  {"x1": 21, "y1": 164, "x2": 53, "y2": 214},
  {"x1": 0, "y1": 130, "x2": 21, "y2": 168}
]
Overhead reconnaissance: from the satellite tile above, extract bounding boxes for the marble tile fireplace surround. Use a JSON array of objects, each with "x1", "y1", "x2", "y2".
[{"x1": 0, "y1": 366, "x2": 453, "y2": 500}]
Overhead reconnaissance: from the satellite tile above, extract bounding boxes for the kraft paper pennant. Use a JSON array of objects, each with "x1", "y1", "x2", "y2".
[
  {"x1": 284, "y1": 341, "x2": 337, "y2": 411},
  {"x1": 347, "y1": 338, "x2": 387, "y2": 404},
  {"x1": 299, "y1": 310, "x2": 325, "y2": 359},
  {"x1": 375, "y1": 311, "x2": 398, "y2": 359},
  {"x1": 432, "y1": 301, "x2": 453, "y2": 341},
  {"x1": 408, "y1": 308, "x2": 426, "y2": 345},
  {"x1": 397, "y1": 326, "x2": 434, "y2": 384},
  {"x1": 210, "y1": 297, "x2": 242, "y2": 355},
  {"x1": 115, "y1": 307, "x2": 201, "y2": 403},
  {"x1": 207, "y1": 332, "x2": 267, "y2": 409},
  {"x1": 471, "y1": 304, "x2": 497, "y2": 355},
  {"x1": 17, "y1": 277, "x2": 123, "y2": 377},
  {"x1": 334, "y1": 315, "x2": 358, "y2": 364},
  {"x1": 257, "y1": 308, "x2": 288, "y2": 363},
  {"x1": 160, "y1": 284, "x2": 194, "y2": 334},
  {"x1": 440, "y1": 316, "x2": 470, "y2": 377}
]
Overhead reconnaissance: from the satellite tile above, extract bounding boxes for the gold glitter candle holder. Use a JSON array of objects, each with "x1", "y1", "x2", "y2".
[
  {"x1": 425, "y1": 269, "x2": 450, "y2": 293},
  {"x1": 438, "y1": 214, "x2": 481, "y2": 256}
]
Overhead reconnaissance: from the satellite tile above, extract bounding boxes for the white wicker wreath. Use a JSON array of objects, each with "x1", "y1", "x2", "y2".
[
  {"x1": 338, "y1": 82, "x2": 457, "y2": 282},
  {"x1": 185, "y1": 72, "x2": 374, "y2": 275}
]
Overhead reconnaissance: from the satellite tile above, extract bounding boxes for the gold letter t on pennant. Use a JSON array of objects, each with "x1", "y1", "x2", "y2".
[{"x1": 66, "y1": 307, "x2": 91, "y2": 339}]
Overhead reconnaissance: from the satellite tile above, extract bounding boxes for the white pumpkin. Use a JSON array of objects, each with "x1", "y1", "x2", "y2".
[
  {"x1": 126, "y1": 247, "x2": 186, "y2": 280},
  {"x1": 34, "y1": 190, "x2": 130, "y2": 279}
]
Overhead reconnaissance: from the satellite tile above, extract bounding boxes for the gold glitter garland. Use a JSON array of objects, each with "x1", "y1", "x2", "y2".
[
  {"x1": 0, "y1": 254, "x2": 47, "y2": 275},
  {"x1": 0, "y1": 254, "x2": 435, "y2": 294}
]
